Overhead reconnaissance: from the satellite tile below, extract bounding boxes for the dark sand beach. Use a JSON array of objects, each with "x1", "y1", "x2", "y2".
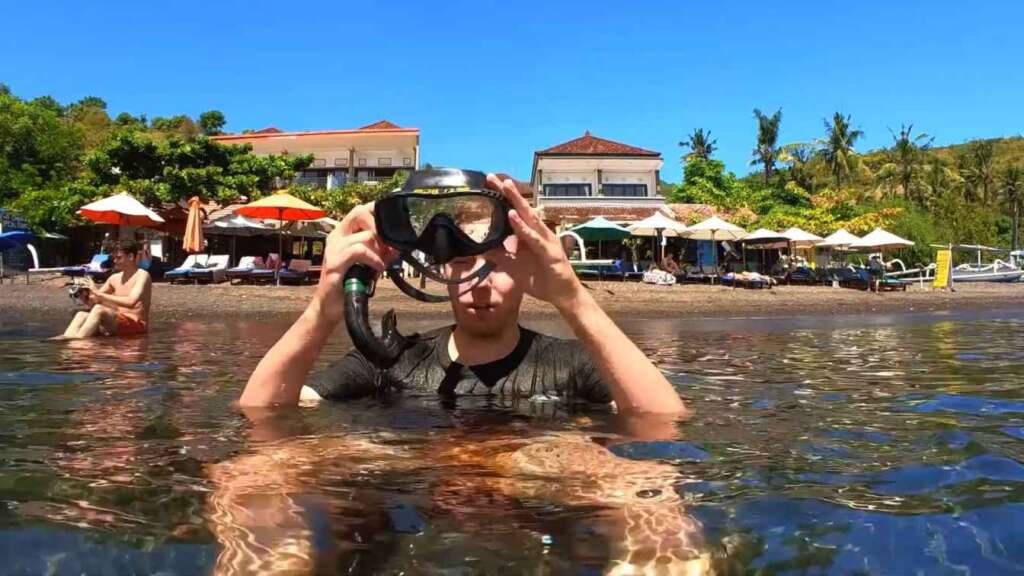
[{"x1": 4, "y1": 274, "x2": 1024, "y2": 323}]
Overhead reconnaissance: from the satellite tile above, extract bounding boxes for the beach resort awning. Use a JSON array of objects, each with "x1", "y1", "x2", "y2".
[
  {"x1": 818, "y1": 228, "x2": 862, "y2": 249},
  {"x1": 568, "y1": 216, "x2": 632, "y2": 241},
  {"x1": 78, "y1": 193, "x2": 166, "y2": 227},
  {"x1": 850, "y1": 228, "x2": 914, "y2": 251},
  {"x1": 781, "y1": 227, "x2": 824, "y2": 248},
  {"x1": 739, "y1": 228, "x2": 789, "y2": 246},
  {"x1": 626, "y1": 212, "x2": 688, "y2": 237},
  {"x1": 683, "y1": 215, "x2": 747, "y2": 241}
]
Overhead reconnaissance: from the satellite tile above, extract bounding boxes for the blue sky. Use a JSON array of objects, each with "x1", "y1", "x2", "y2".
[{"x1": 3, "y1": 1, "x2": 1022, "y2": 182}]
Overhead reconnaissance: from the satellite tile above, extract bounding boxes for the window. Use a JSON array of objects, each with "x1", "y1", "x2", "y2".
[
  {"x1": 543, "y1": 183, "x2": 591, "y2": 197},
  {"x1": 602, "y1": 183, "x2": 647, "y2": 197},
  {"x1": 312, "y1": 158, "x2": 326, "y2": 168},
  {"x1": 403, "y1": 157, "x2": 412, "y2": 166},
  {"x1": 378, "y1": 157, "x2": 392, "y2": 167},
  {"x1": 358, "y1": 158, "x2": 367, "y2": 167},
  {"x1": 334, "y1": 157, "x2": 348, "y2": 167}
]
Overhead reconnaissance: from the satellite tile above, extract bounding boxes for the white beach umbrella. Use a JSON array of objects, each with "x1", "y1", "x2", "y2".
[
  {"x1": 627, "y1": 212, "x2": 688, "y2": 262},
  {"x1": 850, "y1": 228, "x2": 914, "y2": 251},
  {"x1": 684, "y1": 215, "x2": 747, "y2": 276},
  {"x1": 626, "y1": 212, "x2": 689, "y2": 237},
  {"x1": 684, "y1": 215, "x2": 747, "y2": 241},
  {"x1": 781, "y1": 227, "x2": 824, "y2": 248},
  {"x1": 818, "y1": 228, "x2": 862, "y2": 249}
]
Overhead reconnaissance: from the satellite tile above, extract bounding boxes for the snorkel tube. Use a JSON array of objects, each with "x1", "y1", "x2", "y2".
[{"x1": 341, "y1": 168, "x2": 511, "y2": 369}]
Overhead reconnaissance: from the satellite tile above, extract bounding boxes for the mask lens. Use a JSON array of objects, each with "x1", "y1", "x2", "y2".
[{"x1": 405, "y1": 196, "x2": 496, "y2": 242}]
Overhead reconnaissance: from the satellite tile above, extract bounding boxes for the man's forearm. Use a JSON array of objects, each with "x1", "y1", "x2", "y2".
[
  {"x1": 239, "y1": 297, "x2": 338, "y2": 407},
  {"x1": 557, "y1": 290, "x2": 687, "y2": 415}
]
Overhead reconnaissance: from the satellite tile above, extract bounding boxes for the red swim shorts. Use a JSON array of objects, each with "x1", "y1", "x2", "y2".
[{"x1": 116, "y1": 315, "x2": 148, "y2": 336}]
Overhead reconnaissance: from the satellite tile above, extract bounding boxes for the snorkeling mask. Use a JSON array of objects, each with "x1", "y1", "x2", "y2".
[{"x1": 343, "y1": 168, "x2": 512, "y2": 368}]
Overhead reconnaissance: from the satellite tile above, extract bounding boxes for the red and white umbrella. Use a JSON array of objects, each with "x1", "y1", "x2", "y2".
[{"x1": 78, "y1": 193, "x2": 165, "y2": 227}]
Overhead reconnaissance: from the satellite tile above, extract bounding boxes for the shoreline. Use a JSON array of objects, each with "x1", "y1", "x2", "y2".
[{"x1": 4, "y1": 276, "x2": 1024, "y2": 323}]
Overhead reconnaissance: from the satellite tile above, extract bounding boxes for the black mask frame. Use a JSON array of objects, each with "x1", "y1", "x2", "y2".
[{"x1": 342, "y1": 168, "x2": 512, "y2": 369}]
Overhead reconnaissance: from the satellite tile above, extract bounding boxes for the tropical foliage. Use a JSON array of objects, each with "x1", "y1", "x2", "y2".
[
  {"x1": 0, "y1": 86, "x2": 312, "y2": 231},
  {"x1": 672, "y1": 109, "x2": 1024, "y2": 264}
]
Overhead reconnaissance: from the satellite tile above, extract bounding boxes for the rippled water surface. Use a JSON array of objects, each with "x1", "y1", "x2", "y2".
[{"x1": 2, "y1": 309, "x2": 1024, "y2": 574}]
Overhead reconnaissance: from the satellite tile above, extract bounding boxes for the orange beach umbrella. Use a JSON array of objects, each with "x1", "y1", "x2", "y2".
[
  {"x1": 234, "y1": 191, "x2": 326, "y2": 285},
  {"x1": 182, "y1": 196, "x2": 205, "y2": 254}
]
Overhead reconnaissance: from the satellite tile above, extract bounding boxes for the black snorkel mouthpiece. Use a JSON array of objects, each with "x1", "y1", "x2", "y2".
[{"x1": 341, "y1": 168, "x2": 513, "y2": 369}]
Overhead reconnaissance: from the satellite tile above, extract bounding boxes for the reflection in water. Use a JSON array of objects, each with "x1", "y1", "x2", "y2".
[{"x1": 2, "y1": 311, "x2": 1024, "y2": 573}]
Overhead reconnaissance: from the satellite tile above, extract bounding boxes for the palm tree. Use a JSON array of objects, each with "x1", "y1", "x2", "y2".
[
  {"x1": 958, "y1": 140, "x2": 996, "y2": 204},
  {"x1": 921, "y1": 156, "x2": 961, "y2": 210},
  {"x1": 1001, "y1": 164, "x2": 1023, "y2": 250},
  {"x1": 778, "y1": 142, "x2": 815, "y2": 192},
  {"x1": 679, "y1": 128, "x2": 717, "y2": 163},
  {"x1": 751, "y1": 108, "x2": 782, "y2": 185},
  {"x1": 876, "y1": 124, "x2": 933, "y2": 203},
  {"x1": 819, "y1": 112, "x2": 864, "y2": 189}
]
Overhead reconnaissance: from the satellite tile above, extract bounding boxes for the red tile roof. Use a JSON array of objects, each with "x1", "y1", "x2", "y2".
[
  {"x1": 212, "y1": 120, "x2": 417, "y2": 142},
  {"x1": 358, "y1": 120, "x2": 402, "y2": 130},
  {"x1": 494, "y1": 173, "x2": 534, "y2": 199},
  {"x1": 536, "y1": 131, "x2": 660, "y2": 157}
]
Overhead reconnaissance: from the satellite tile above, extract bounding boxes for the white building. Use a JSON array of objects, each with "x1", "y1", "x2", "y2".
[
  {"x1": 212, "y1": 120, "x2": 419, "y2": 188},
  {"x1": 530, "y1": 131, "x2": 665, "y2": 229}
]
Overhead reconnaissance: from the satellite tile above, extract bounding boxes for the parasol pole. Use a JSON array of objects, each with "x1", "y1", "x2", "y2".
[{"x1": 277, "y1": 207, "x2": 284, "y2": 286}]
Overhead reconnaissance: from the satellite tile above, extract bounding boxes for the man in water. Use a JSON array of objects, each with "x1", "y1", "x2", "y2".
[
  {"x1": 57, "y1": 240, "x2": 152, "y2": 339},
  {"x1": 240, "y1": 174, "x2": 686, "y2": 417}
]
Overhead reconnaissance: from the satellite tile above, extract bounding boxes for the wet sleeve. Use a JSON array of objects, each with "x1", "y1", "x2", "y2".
[
  {"x1": 305, "y1": 350, "x2": 379, "y2": 401},
  {"x1": 568, "y1": 346, "x2": 613, "y2": 404}
]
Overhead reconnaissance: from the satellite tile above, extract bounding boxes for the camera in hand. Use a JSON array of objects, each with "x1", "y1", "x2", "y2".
[{"x1": 68, "y1": 283, "x2": 90, "y2": 303}]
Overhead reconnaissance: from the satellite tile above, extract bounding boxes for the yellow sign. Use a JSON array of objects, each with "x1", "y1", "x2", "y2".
[{"x1": 933, "y1": 249, "x2": 952, "y2": 288}]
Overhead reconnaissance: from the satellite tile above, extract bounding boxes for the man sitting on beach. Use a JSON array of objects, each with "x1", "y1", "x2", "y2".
[
  {"x1": 57, "y1": 240, "x2": 152, "y2": 339},
  {"x1": 240, "y1": 174, "x2": 687, "y2": 418}
]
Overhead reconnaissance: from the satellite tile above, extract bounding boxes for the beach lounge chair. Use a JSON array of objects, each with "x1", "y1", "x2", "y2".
[
  {"x1": 61, "y1": 254, "x2": 110, "y2": 278},
  {"x1": 164, "y1": 254, "x2": 209, "y2": 283},
  {"x1": 249, "y1": 253, "x2": 282, "y2": 284},
  {"x1": 279, "y1": 259, "x2": 312, "y2": 285},
  {"x1": 598, "y1": 259, "x2": 626, "y2": 281},
  {"x1": 721, "y1": 271, "x2": 773, "y2": 289},
  {"x1": 225, "y1": 256, "x2": 260, "y2": 284},
  {"x1": 188, "y1": 254, "x2": 230, "y2": 284}
]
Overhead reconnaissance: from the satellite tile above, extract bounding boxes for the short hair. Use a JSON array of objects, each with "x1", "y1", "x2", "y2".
[{"x1": 107, "y1": 239, "x2": 141, "y2": 257}]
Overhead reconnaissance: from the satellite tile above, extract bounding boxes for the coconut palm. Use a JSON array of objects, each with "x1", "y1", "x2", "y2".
[
  {"x1": 958, "y1": 140, "x2": 997, "y2": 204},
  {"x1": 875, "y1": 124, "x2": 933, "y2": 202},
  {"x1": 778, "y1": 142, "x2": 815, "y2": 192},
  {"x1": 921, "y1": 156, "x2": 962, "y2": 210},
  {"x1": 679, "y1": 128, "x2": 717, "y2": 163},
  {"x1": 751, "y1": 108, "x2": 782, "y2": 185},
  {"x1": 819, "y1": 112, "x2": 864, "y2": 189},
  {"x1": 1001, "y1": 164, "x2": 1024, "y2": 250}
]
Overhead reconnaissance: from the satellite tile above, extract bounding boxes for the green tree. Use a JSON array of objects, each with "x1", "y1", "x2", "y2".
[
  {"x1": 876, "y1": 124, "x2": 932, "y2": 202},
  {"x1": 1000, "y1": 164, "x2": 1023, "y2": 250},
  {"x1": 30, "y1": 95, "x2": 64, "y2": 116},
  {"x1": 150, "y1": 115, "x2": 200, "y2": 139},
  {"x1": 667, "y1": 158, "x2": 739, "y2": 208},
  {"x1": 678, "y1": 128, "x2": 717, "y2": 164},
  {"x1": 751, "y1": 108, "x2": 782, "y2": 185},
  {"x1": 114, "y1": 112, "x2": 148, "y2": 129},
  {"x1": 199, "y1": 110, "x2": 226, "y2": 135},
  {"x1": 0, "y1": 92, "x2": 84, "y2": 205},
  {"x1": 819, "y1": 112, "x2": 864, "y2": 189},
  {"x1": 920, "y1": 156, "x2": 961, "y2": 210}
]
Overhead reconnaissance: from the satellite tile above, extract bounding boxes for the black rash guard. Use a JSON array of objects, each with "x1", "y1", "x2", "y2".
[{"x1": 307, "y1": 325, "x2": 611, "y2": 406}]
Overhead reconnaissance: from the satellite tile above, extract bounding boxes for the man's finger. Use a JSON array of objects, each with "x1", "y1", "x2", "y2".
[
  {"x1": 508, "y1": 209, "x2": 544, "y2": 248},
  {"x1": 340, "y1": 203, "x2": 376, "y2": 234},
  {"x1": 488, "y1": 173, "x2": 537, "y2": 226}
]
